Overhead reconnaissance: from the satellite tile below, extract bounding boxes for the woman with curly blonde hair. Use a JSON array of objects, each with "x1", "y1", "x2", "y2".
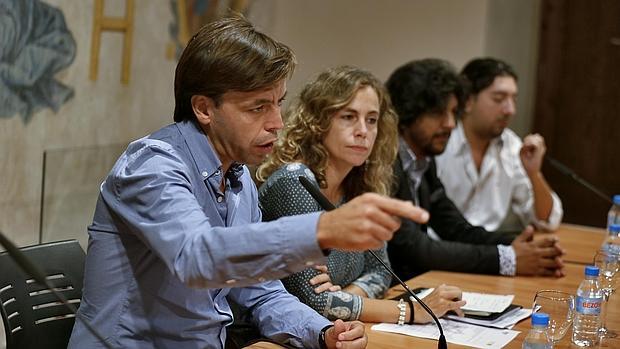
[
  {"x1": 257, "y1": 66, "x2": 396, "y2": 198},
  {"x1": 257, "y1": 66, "x2": 465, "y2": 325}
]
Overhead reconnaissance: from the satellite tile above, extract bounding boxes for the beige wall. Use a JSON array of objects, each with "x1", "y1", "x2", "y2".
[
  {"x1": 250, "y1": 0, "x2": 489, "y2": 105},
  {"x1": 249, "y1": 0, "x2": 539, "y2": 135},
  {"x1": 485, "y1": 0, "x2": 541, "y2": 136}
]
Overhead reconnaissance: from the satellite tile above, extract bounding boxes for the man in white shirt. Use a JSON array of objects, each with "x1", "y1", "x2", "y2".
[{"x1": 436, "y1": 58, "x2": 563, "y2": 233}]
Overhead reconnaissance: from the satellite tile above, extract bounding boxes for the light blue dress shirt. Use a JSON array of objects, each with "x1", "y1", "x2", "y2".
[{"x1": 68, "y1": 120, "x2": 331, "y2": 348}]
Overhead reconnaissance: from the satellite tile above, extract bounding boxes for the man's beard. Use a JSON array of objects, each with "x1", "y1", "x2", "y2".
[
  {"x1": 420, "y1": 132, "x2": 451, "y2": 156},
  {"x1": 488, "y1": 116, "x2": 510, "y2": 139}
]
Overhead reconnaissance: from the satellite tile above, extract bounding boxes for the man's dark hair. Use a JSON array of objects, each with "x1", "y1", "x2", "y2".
[
  {"x1": 173, "y1": 16, "x2": 296, "y2": 122},
  {"x1": 386, "y1": 58, "x2": 465, "y2": 127},
  {"x1": 460, "y1": 57, "x2": 518, "y2": 95}
]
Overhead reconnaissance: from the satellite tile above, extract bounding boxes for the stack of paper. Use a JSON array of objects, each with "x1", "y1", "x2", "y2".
[
  {"x1": 446, "y1": 307, "x2": 532, "y2": 329},
  {"x1": 372, "y1": 319, "x2": 520, "y2": 349},
  {"x1": 460, "y1": 292, "x2": 514, "y2": 315},
  {"x1": 374, "y1": 291, "x2": 531, "y2": 348}
]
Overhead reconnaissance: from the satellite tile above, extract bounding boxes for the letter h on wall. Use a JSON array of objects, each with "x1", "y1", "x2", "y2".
[{"x1": 89, "y1": 0, "x2": 135, "y2": 84}]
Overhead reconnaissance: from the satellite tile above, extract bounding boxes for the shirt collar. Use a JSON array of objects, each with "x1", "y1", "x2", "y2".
[
  {"x1": 452, "y1": 122, "x2": 469, "y2": 156},
  {"x1": 398, "y1": 137, "x2": 429, "y2": 173},
  {"x1": 493, "y1": 129, "x2": 508, "y2": 149},
  {"x1": 175, "y1": 120, "x2": 244, "y2": 181},
  {"x1": 455, "y1": 121, "x2": 506, "y2": 154}
]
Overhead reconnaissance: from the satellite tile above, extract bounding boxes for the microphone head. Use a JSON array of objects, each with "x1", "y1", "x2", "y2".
[{"x1": 298, "y1": 176, "x2": 335, "y2": 211}]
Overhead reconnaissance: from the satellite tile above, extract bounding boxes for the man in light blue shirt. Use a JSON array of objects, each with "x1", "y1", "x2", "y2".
[{"x1": 68, "y1": 16, "x2": 428, "y2": 349}]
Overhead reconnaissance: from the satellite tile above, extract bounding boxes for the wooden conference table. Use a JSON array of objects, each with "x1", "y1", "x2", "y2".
[
  {"x1": 368, "y1": 224, "x2": 616, "y2": 348},
  {"x1": 249, "y1": 224, "x2": 615, "y2": 348},
  {"x1": 552, "y1": 223, "x2": 607, "y2": 265},
  {"x1": 372, "y1": 262, "x2": 619, "y2": 348}
]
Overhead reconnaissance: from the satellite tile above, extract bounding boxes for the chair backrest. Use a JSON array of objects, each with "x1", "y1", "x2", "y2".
[{"x1": 0, "y1": 240, "x2": 85, "y2": 349}]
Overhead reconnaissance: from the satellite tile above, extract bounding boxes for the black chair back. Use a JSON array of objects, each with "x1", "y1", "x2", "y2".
[{"x1": 0, "y1": 240, "x2": 85, "y2": 349}]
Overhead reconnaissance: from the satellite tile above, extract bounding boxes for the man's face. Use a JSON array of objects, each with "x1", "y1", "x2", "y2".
[
  {"x1": 401, "y1": 94, "x2": 458, "y2": 157},
  {"x1": 200, "y1": 80, "x2": 286, "y2": 168},
  {"x1": 465, "y1": 75, "x2": 518, "y2": 139}
]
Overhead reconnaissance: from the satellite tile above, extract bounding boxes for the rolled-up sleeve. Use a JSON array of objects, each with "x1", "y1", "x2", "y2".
[
  {"x1": 511, "y1": 167, "x2": 563, "y2": 231},
  {"x1": 530, "y1": 192, "x2": 563, "y2": 231},
  {"x1": 281, "y1": 268, "x2": 363, "y2": 321},
  {"x1": 102, "y1": 141, "x2": 326, "y2": 288},
  {"x1": 351, "y1": 245, "x2": 391, "y2": 298}
]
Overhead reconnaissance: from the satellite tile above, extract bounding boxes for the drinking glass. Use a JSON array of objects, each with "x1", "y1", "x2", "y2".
[
  {"x1": 593, "y1": 249, "x2": 620, "y2": 338},
  {"x1": 532, "y1": 290, "x2": 575, "y2": 342}
]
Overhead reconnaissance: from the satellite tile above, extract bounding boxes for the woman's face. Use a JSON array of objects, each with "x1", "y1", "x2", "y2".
[{"x1": 323, "y1": 85, "x2": 380, "y2": 172}]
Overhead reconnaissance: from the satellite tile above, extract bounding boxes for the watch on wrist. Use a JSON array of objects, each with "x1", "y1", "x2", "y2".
[{"x1": 318, "y1": 325, "x2": 333, "y2": 349}]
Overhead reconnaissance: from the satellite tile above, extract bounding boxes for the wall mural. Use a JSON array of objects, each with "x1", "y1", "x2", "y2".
[
  {"x1": 168, "y1": 0, "x2": 250, "y2": 60},
  {"x1": 0, "y1": 0, "x2": 76, "y2": 122},
  {"x1": 89, "y1": 0, "x2": 134, "y2": 85}
]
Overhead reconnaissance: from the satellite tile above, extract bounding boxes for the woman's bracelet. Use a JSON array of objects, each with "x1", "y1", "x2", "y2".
[
  {"x1": 405, "y1": 296, "x2": 415, "y2": 325},
  {"x1": 396, "y1": 299, "x2": 407, "y2": 325}
]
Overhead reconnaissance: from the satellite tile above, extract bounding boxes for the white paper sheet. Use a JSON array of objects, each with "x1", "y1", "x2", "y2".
[
  {"x1": 372, "y1": 319, "x2": 520, "y2": 349},
  {"x1": 461, "y1": 292, "x2": 514, "y2": 313},
  {"x1": 446, "y1": 308, "x2": 532, "y2": 329},
  {"x1": 412, "y1": 287, "x2": 434, "y2": 301}
]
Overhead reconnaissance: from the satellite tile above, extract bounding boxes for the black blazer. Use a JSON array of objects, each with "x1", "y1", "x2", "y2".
[{"x1": 387, "y1": 157, "x2": 516, "y2": 281}]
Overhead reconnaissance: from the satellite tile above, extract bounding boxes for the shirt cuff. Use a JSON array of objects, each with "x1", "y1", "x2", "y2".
[
  {"x1": 351, "y1": 273, "x2": 387, "y2": 299},
  {"x1": 497, "y1": 245, "x2": 516, "y2": 276},
  {"x1": 530, "y1": 192, "x2": 564, "y2": 231},
  {"x1": 304, "y1": 317, "x2": 332, "y2": 349},
  {"x1": 323, "y1": 291, "x2": 363, "y2": 321}
]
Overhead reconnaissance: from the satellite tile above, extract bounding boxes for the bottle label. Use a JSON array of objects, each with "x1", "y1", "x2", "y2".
[
  {"x1": 602, "y1": 243, "x2": 620, "y2": 256},
  {"x1": 609, "y1": 211, "x2": 620, "y2": 227},
  {"x1": 576, "y1": 295, "x2": 602, "y2": 315}
]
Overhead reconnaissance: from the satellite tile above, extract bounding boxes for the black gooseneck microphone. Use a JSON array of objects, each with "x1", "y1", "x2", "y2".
[
  {"x1": 0, "y1": 231, "x2": 114, "y2": 349},
  {"x1": 298, "y1": 176, "x2": 448, "y2": 349},
  {"x1": 545, "y1": 155, "x2": 613, "y2": 204}
]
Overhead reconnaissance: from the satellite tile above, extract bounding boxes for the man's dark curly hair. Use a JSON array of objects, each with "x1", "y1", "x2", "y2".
[
  {"x1": 386, "y1": 58, "x2": 465, "y2": 127},
  {"x1": 460, "y1": 57, "x2": 518, "y2": 96}
]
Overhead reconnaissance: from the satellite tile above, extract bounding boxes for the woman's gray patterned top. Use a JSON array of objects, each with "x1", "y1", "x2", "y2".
[{"x1": 258, "y1": 163, "x2": 392, "y2": 321}]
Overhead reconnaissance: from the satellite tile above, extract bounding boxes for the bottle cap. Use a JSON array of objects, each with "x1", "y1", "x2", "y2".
[
  {"x1": 531, "y1": 312, "x2": 549, "y2": 326},
  {"x1": 609, "y1": 224, "x2": 620, "y2": 233},
  {"x1": 614, "y1": 195, "x2": 620, "y2": 205},
  {"x1": 585, "y1": 265, "x2": 600, "y2": 276}
]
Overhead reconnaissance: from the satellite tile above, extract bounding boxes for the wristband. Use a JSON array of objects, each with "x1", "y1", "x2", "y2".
[
  {"x1": 406, "y1": 296, "x2": 415, "y2": 325},
  {"x1": 318, "y1": 325, "x2": 333, "y2": 349}
]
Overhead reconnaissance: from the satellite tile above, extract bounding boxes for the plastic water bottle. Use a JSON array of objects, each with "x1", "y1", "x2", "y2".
[
  {"x1": 522, "y1": 312, "x2": 553, "y2": 349},
  {"x1": 572, "y1": 266, "x2": 603, "y2": 347},
  {"x1": 602, "y1": 223, "x2": 620, "y2": 255},
  {"x1": 608, "y1": 195, "x2": 620, "y2": 229}
]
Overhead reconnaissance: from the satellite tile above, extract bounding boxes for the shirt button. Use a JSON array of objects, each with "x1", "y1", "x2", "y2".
[
  {"x1": 201, "y1": 171, "x2": 208, "y2": 177},
  {"x1": 217, "y1": 196, "x2": 223, "y2": 203},
  {"x1": 226, "y1": 279, "x2": 236, "y2": 284}
]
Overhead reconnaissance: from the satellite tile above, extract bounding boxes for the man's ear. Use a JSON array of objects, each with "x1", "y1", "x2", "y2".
[
  {"x1": 464, "y1": 95, "x2": 475, "y2": 114},
  {"x1": 191, "y1": 95, "x2": 216, "y2": 126}
]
